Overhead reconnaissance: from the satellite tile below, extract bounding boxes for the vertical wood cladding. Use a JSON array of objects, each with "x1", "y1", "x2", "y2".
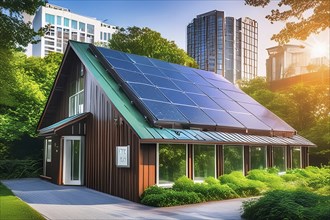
[
  {"x1": 139, "y1": 144, "x2": 156, "y2": 196},
  {"x1": 84, "y1": 73, "x2": 141, "y2": 202}
]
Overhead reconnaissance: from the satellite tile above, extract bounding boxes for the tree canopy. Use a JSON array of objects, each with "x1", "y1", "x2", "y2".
[
  {"x1": 240, "y1": 77, "x2": 330, "y2": 166},
  {"x1": 245, "y1": 0, "x2": 330, "y2": 44},
  {"x1": 0, "y1": 0, "x2": 44, "y2": 50},
  {"x1": 108, "y1": 26, "x2": 198, "y2": 67}
]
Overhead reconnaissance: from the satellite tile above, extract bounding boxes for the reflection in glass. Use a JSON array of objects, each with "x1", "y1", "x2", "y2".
[
  {"x1": 71, "y1": 140, "x2": 80, "y2": 181},
  {"x1": 250, "y1": 146, "x2": 267, "y2": 170},
  {"x1": 224, "y1": 145, "x2": 243, "y2": 174},
  {"x1": 194, "y1": 145, "x2": 215, "y2": 180},
  {"x1": 273, "y1": 146, "x2": 286, "y2": 172},
  {"x1": 158, "y1": 144, "x2": 186, "y2": 184},
  {"x1": 291, "y1": 147, "x2": 301, "y2": 169}
]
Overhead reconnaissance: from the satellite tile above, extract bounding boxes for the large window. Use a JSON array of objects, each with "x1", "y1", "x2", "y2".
[
  {"x1": 250, "y1": 146, "x2": 267, "y2": 170},
  {"x1": 291, "y1": 147, "x2": 301, "y2": 169},
  {"x1": 64, "y1": 18, "x2": 69, "y2": 27},
  {"x1": 224, "y1": 145, "x2": 243, "y2": 174},
  {"x1": 71, "y1": 20, "x2": 77, "y2": 30},
  {"x1": 45, "y1": 13, "x2": 55, "y2": 24},
  {"x1": 45, "y1": 139, "x2": 52, "y2": 162},
  {"x1": 79, "y1": 22, "x2": 85, "y2": 32},
  {"x1": 194, "y1": 145, "x2": 216, "y2": 180},
  {"x1": 69, "y1": 63, "x2": 85, "y2": 116},
  {"x1": 57, "y1": 16, "x2": 62, "y2": 25},
  {"x1": 158, "y1": 144, "x2": 187, "y2": 185},
  {"x1": 87, "y1": 24, "x2": 94, "y2": 34},
  {"x1": 273, "y1": 146, "x2": 286, "y2": 172}
]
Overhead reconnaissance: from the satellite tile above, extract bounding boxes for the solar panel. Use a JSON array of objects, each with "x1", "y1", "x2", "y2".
[{"x1": 91, "y1": 45, "x2": 295, "y2": 134}]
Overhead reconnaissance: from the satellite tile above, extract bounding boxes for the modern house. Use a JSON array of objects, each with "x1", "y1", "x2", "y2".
[{"x1": 37, "y1": 41, "x2": 315, "y2": 202}]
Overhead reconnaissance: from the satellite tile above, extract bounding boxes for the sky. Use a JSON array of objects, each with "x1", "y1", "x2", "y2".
[{"x1": 48, "y1": 0, "x2": 330, "y2": 76}]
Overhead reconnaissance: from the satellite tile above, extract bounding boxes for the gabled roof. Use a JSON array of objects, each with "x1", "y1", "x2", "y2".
[{"x1": 38, "y1": 41, "x2": 315, "y2": 147}]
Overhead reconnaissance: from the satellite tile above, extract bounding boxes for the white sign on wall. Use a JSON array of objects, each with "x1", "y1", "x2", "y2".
[{"x1": 116, "y1": 145, "x2": 130, "y2": 168}]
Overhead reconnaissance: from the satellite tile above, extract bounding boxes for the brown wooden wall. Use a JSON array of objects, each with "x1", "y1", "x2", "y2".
[
  {"x1": 139, "y1": 144, "x2": 156, "y2": 196},
  {"x1": 84, "y1": 72, "x2": 141, "y2": 202}
]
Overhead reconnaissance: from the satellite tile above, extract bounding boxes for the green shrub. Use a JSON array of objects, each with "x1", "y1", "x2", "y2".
[
  {"x1": 140, "y1": 185, "x2": 167, "y2": 198},
  {"x1": 242, "y1": 190, "x2": 330, "y2": 220},
  {"x1": 204, "y1": 176, "x2": 220, "y2": 185},
  {"x1": 0, "y1": 159, "x2": 42, "y2": 179},
  {"x1": 219, "y1": 171, "x2": 267, "y2": 197},
  {"x1": 141, "y1": 190, "x2": 202, "y2": 207},
  {"x1": 172, "y1": 176, "x2": 195, "y2": 192}
]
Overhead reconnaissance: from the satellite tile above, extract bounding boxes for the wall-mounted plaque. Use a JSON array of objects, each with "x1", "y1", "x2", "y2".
[{"x1": 116, "y1": 145, "x2": 130, "y2": 168}]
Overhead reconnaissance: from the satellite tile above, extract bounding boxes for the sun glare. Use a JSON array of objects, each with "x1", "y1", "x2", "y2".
[{"x1": 311, "y1": 42, "x2": 329, "y2": 58}]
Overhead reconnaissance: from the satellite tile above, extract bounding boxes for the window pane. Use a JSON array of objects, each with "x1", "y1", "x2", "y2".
[
  {"x1": 273, "y1": 146, "x2": 286, "y2": 172},
  {"x1": 291, "y1": 147, "x2": 301, "y2": 169},
  {"x1": 71, "y1": 20, "x2": 77, "y2": 29},
  {"x1": 46, "y1": 139, "x2": 52, "y2": 162},
  {"x1": 79, "y1": 22, "x2": 85, "y2": 31},
  {"x1": 71, "y1": 140, "x2": 80, "y2": 180},
  {"x1": 45, "y1": 14, "x2": 55, "y2": 24},
  {"x1": 57, "y1": 16, "x2": 62, "y2": 25},
  {"x1": 224, "y1": 145, "x2": 243, "y2": 174},
  {"x1": 250, "y1": 146, "x2": 267, "y2": 170},
  {"x1": 87, "y1": 24, "x2": 94, "y2": 34},
  {"x1": 159, "y1": 144, "x2": 186, "y2": 184},
  {"x1": 194, "y1": 145, "x2": 215, "y2": 180},
  {"x1": 64, "y1": 18, "x2": 69, "y2": 27}
]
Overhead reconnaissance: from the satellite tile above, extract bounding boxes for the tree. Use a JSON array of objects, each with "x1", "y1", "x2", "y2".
[
  {"x1": 0, "y1": 0, "x2": 44, "y2": 50},
  {"x1": 239, "y1": 77, "x2": 330, "y2": 166},
  {"x1": 245, "y1": 0, "x2": 330, "y2": 44},
  {"x1": 109, "y1": 26, "x2": 198, "y2": 67}
]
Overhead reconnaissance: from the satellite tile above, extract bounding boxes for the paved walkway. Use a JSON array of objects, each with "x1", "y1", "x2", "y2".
[{"x1": 2, "y1": 178, "x2": 246, "y2": 219}]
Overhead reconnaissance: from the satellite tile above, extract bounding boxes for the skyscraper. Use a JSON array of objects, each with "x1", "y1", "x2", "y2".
[
  {"x1": 23, "y1": 3, "x2": 118, "y2": 57},
  {"x1": 187, "y1": 10, "x2": 258, "y2": 83}
]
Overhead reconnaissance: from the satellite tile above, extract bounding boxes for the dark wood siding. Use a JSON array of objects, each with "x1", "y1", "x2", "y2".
[
  {"x1": 139, "y1": 144, "x2": 156, "y2": 196},
  {"x1": 84, "y1": 72, "x2": 141, "y2": 202}
]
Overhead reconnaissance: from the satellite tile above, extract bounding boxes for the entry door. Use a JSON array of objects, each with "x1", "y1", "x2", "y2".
[{"x1": 63, "y1": 136, "x2": 84, "y2": 185}]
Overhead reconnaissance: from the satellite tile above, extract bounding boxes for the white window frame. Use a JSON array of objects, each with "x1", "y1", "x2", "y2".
[
  {"x1": 291, "y1": 146, "x2": 302, "y2": 169},
  {"x1": 156, "y1": 143, "x2": 188, "y2": 187},
  {"x1": 223, "y1": 145, "x2": 245, "y2": 175},
  {"x1": 193, "y1": 144, "x2": 216, "y2": 182},
  {"x1": 272, "y1": 146, "x2": 287, "y2": 173}
]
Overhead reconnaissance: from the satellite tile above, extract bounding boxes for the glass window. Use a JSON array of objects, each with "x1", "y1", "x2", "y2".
[
  {"x1": 87, "y1": 24, "x2": 94, "y2": 34},
  {"x1": 108, "y1": 33, "x2": 111, "y2": 40},
  {"x1": 100, "y1": 31, "x2": 103, "y2": 40},
  {"x1": 224, "y1": 145, "x2": 243, "y2": 174},
  {"x1": 64, "y1": 18, "x2": 69, "y2": 27},
  {"x1": 273, "y1": 146, "x2": 286, "y2": 172},
  {"x1": 45, "y1": 139, "x2": 52, "y2": 162},
  {"x1": 68, "y1": 63, "x2": 85, "y2": 116},
  {"x1": 104, "y1": 32, "x2": 107, "y2": 41},
  {"x1": 194, "y1": 145, "x2": 215, "y2": 180},
  {"x1": 45, "y1": 13, "x2": 55, "y2": 24},
  {"x1": 57, "y1": 16, "x2": 62, "y2": 25},
  {"x1": 158, "y1": 144, "x2": 187, "y2": 185},
  {"x1": 291, "y1": 147, "x2": 301, "y2": 169},
  {"x1": 79, "y1": 22, "x2": 85, "y2": 32},
  {"x1": 250, "y1": 146, "x2": 267, "y2": 170},
  {"x1": 71, "y1": 20, "x2": 77, "y2": 29}
]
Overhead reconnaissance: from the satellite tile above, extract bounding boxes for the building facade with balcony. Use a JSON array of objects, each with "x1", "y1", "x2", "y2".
[
  {"x1": 187, "y1": 10, "x2": 258, "y2": 83},
  {"x1": 24, "y1": 3, "x2": 118, "y2": 57}
]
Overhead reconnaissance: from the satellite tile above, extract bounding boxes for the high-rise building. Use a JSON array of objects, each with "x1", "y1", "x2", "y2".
[
  {"x1": 187, "y1": 10, "x2": 258, "y2": 83},
  {"x1": 23, "y1": 3, "x2": 118, "y2": 57}
]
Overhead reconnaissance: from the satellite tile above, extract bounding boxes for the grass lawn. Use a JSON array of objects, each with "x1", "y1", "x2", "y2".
[{"x1": 0, "y1": 182, "x2": 44, "y2": 220}]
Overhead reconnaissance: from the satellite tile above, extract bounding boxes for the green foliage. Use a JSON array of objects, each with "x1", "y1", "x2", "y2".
[
  {"x1": 140, "y1": 187, "x2": 202, "y2": 207},
  {"x1": 247, "y1": 169, "x2": 284, "y2": 187},
  {"x1": 242, "y1": 190, "x2": 330, "y2": 220},
  {"x1": 219, "y1": 171, "x2": 267, "y2": 197},
  {"x1": 0, "y1": 52, "x2": 62, "y2": 159},
  {"x1": 239, "y1": 77, "x2": 330, "y2": 166},
  {"x1": 0, "y1": 0, "x2": 45, "y2": 50},
  {"x1": 0, "y1": 159, "x2": 42, "y2": 179},
  {"x1": 109, "y1": 26, "x2": 198, "y2": 67},
  {"x1": 245, "y1": 0, "x2": 330, "y2": 44},
  {"x1": 0, "y1": 183, "x2": 45, "y2": 220}
]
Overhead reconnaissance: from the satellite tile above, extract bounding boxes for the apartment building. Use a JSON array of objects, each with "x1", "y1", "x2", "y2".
[
  {"x1": 24, "y1": 3, "x2": 118, "y2": 57},
  {"x1": 187, "y1": 10, "x2": 258, "y2": 83}
]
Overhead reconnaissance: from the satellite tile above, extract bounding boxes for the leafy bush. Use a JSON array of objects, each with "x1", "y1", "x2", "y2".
[
  {"x1": 242, "y1": 190, "x2": 330, "y2": 220},
  {"x1": 172, "y1": 176, "x2": 195, "y2": 192},
  {"x1": 219, "y1": 171, "x2": 267, "y2": 197},
  {"x1": 204, "y1": 176, "x2": 220, "y2": 185},
  {"x1": 141, "y1": 190, "x2": 202, "y2": 207},
  {"x1": 0, "y1": 159, "x2": 42, "y2": 179}
]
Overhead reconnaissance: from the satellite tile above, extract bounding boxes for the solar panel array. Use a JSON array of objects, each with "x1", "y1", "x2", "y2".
[{"x1": 94, "y1": 46, "x2": 295, "y2": 133}]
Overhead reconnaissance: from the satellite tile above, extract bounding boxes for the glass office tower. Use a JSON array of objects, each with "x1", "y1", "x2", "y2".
[{"x1": 187, "y1": 10, "x2": 258, "y2": 83}]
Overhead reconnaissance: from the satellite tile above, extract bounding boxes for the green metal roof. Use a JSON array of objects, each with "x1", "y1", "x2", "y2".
[
  {"x1": 67, "y1": 41, "x2": 315, "y2": 147},
  {"x1": 38, "y1": 112, "x2": 90, "y2": 135}
]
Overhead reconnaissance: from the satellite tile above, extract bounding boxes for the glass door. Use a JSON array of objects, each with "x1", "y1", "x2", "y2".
[{"x1": 63, "y1": 136, "x2": 84, "y2": 185}]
